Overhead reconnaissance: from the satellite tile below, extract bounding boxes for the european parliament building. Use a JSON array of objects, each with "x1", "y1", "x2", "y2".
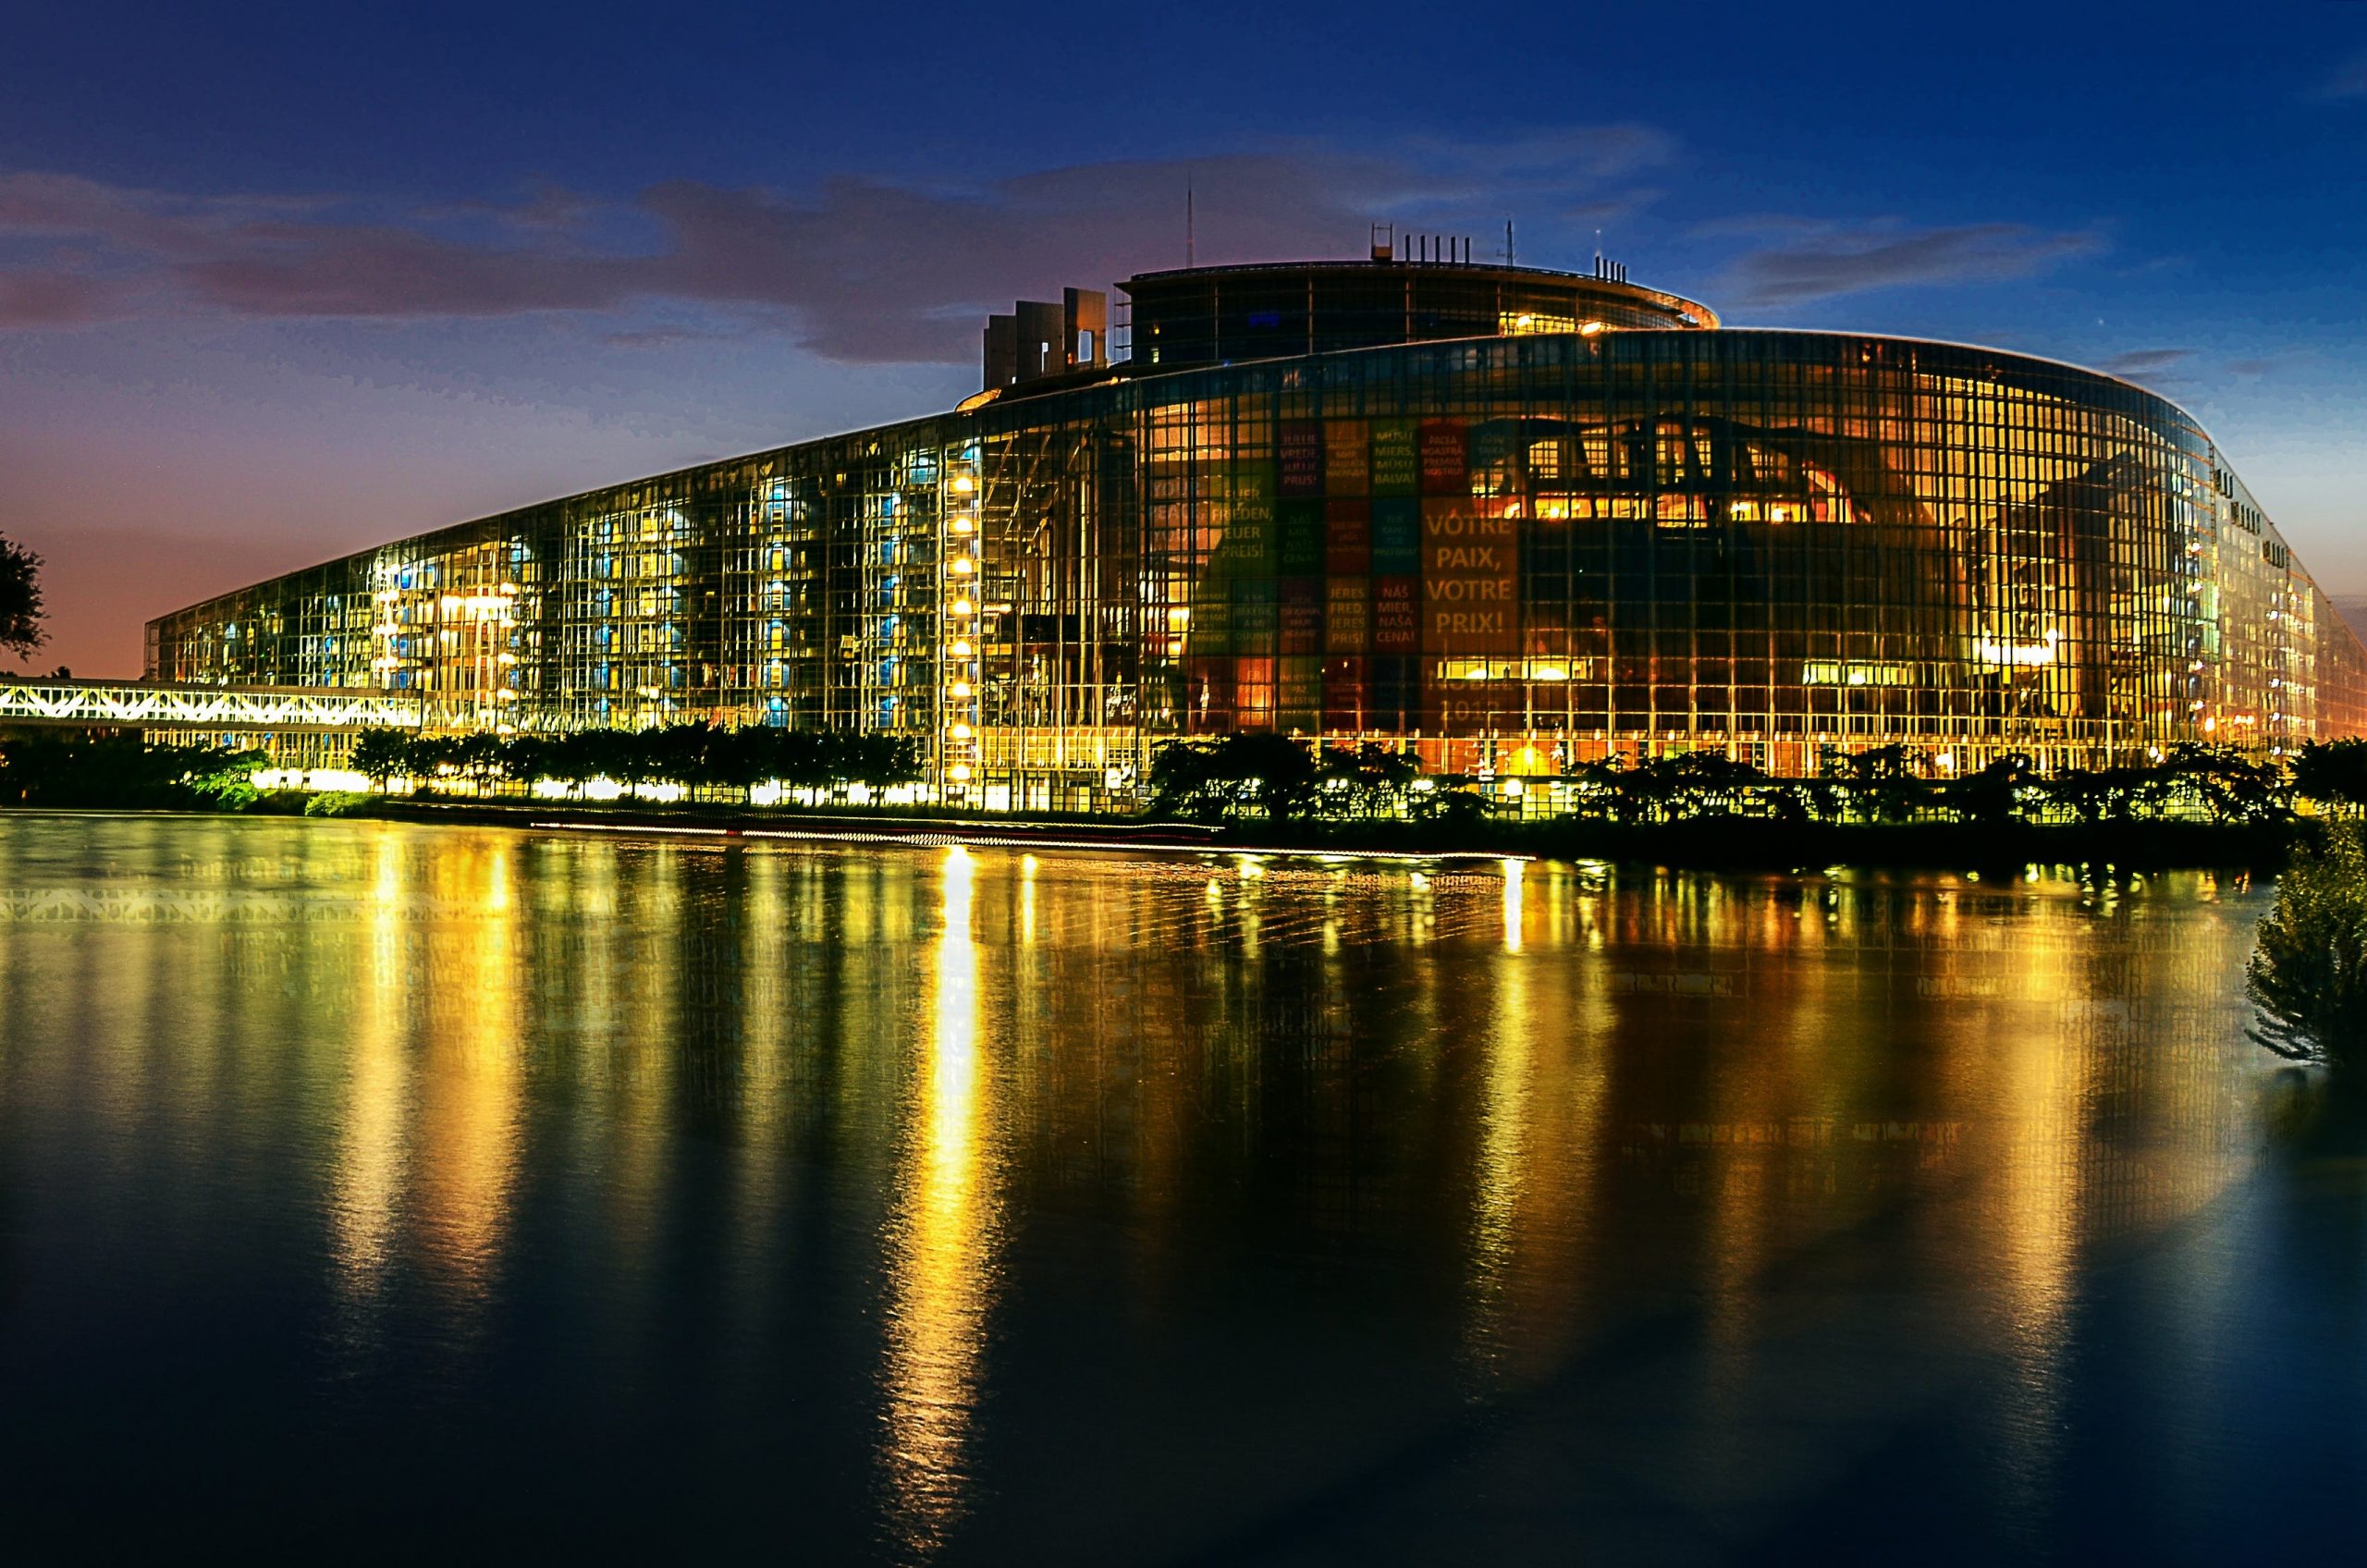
[{"x1": 147, "y1": 243, "x2": 2367, "y2": 810}]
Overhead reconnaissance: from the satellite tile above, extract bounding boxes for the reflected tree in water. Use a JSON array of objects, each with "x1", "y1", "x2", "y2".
[{"x1": 2249, "y1": 822, "x2": 2367, "y2": 1068}]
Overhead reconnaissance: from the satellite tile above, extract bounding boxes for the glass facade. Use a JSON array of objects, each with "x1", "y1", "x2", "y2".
[
  {"x1": 1122, "y1": 257, "x2": 1715, "y2": 371},
  {"x1": 149, "y1": 267, "x2": 2367, "y2": 807}
]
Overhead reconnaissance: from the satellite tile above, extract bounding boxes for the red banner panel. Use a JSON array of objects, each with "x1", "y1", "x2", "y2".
[
  {"x1": 1323, "y1": 420, "x2": 1369, "y2": 495},
  {"x1": 1323, "y1": 498, "x2": 1370, "y2": 575},
  {"x1": 1324, "y1": 576, "x2": 1369, "y2": 654},
  {"x1": 1374, "y1": 574, "x2": 1419, "y2": 653},
  {"x1": 1418, "y1": 419, "x2": 1467, "y2": 495},
  {"x1": 1280, "y1": 578, "x2": 1323, "y2": 654}
]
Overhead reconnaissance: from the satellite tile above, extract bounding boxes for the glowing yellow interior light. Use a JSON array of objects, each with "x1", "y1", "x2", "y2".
[
  {"x1": 950, "y1": 723, "x2": 973, "y2": 740},
  {"x1": 951, "y1": 475, "x2": 975, "y2": 494},
  {"x1": 950, "y1": 598, "x2": 975, "y2": 617},
  {"x1": 950, "y1": 640, "x2": 974, "y2": 657},
  {"x1": 1577, "y1": 321, "x2": 1606, "y2": 337},
  {"x1": 950, "y1": 557, "x2": 974, "y2": 575},
  {"x1": 951, "y1": 518, "x2": 974, "y2": 535},
  {"x1": 950, "y1": 680, "x2": 972, "y2": 698},
  {"x1": 949, "y1": 764, "x2": 973, "y2": 781}
]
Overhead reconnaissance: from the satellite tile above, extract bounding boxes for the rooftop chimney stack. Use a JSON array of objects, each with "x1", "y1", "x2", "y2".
[{"x1": 983, "y1": 288, "x2": 1108, "y2": 392}]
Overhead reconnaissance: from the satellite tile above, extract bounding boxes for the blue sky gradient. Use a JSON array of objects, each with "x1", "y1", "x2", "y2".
[{"x1": 3, "y1": 0, "x2": 2361, "y2": 673}]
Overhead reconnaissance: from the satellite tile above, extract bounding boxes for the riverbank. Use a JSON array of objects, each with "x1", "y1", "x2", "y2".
[{"x1": 338, "y1": 795, "x2": 2300, "y2": 871}]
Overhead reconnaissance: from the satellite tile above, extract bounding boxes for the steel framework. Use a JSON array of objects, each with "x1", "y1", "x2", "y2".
[{"x1": 0, "y1": 680, "x2": 423, "y2": 732}]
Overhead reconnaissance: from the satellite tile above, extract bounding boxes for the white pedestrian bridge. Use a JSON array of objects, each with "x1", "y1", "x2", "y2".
[{"x1": 0, "y1": 679, "x2": 423, "y2": 732}]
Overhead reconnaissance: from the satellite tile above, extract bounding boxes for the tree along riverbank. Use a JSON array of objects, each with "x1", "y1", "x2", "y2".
[{"x1": 10, "y1": 727, "x2": 2367, "y2": 871}]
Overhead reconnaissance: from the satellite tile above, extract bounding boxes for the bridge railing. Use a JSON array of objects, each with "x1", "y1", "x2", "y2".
[{"x1": 0, "y1": 680, "x2": 423, "y2": 732}]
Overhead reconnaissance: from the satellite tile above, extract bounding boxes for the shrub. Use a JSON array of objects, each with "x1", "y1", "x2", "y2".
[{"x1": 2249, "y1": 822, "x2": 2367, "y2": 1069}]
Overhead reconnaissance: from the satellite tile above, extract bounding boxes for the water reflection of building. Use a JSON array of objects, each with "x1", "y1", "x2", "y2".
[
  {"x1": 149, "y1": 251, "x2": 2367, "y2": 797},
  {"x1": 0, "y1": 828, "x2": 2287, "y2": 1550},
  {"x1": 877, "y1": 849, "x2": 1004, "y2": 1555}
]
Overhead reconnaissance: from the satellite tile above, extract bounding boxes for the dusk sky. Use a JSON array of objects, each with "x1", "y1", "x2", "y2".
[{"x1": 4, "y1": 0, "x2": 2362, "y2": 677}]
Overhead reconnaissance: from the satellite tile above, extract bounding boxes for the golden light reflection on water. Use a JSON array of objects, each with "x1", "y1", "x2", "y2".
[
  {"x1": 324, "y1": 829, "x2": 525, "y2": 1343},
  {"x1": 877, "y1": 847, "x2": 1003, "y2": 1557},
  {"x1": 0, "y1": 824, "x2": 2299, "y2": 1553},
  {"x1": 411, "y1": 837, "x2": 523, "y2": 1301},
  {"x1": 1981, "y1": 930, "x2": 2085, "y2": 1513},
  {"x1": 1465, "y1": 947, "x2": 1532, "y2": 1386},
  {"x1": 325, "y1": 830, "x2": 413, "y2": 1339}
]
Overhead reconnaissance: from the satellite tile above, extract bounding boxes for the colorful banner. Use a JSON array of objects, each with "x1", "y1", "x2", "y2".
[
  {"x1": 1372, "y1": 498, "x2": 1420, "y2": 576},
  {"x1": 1323, "y1": 420, "x2": 1369, "y2": 495},
  {"x1": 1419, "y1": 420, "x2": 1467, "y2": 495},
  {"x1": 1279, "y1": 421, "x2": 1324, "y2": 496},
  {"x1": 1278, "y1": 499, "x2": 1325, "y2": 576},
  {"x1": 1223, "y1": 462, "x2": 1277, "y2": 570},
  {"x1": 1323, "y1": 499, "x2": 1370, "y2": 576},
  {"x1": 1370, "y1": 420, "x2": 1418, "y2": 496},
  {"x1": 1278, "y1": 655, "x2": 1322, "y2": 729},
  {"x1": 1374, "y1": 575, "x2": 1419, "y2": 653},
  {"x1": 1324, "y1": 576, "x2": 1369, "y2": 654},
  {"x1": 1421, "y1": 499, "x2": 1518, "y2": 653},
  {"x1": 1188, "y1": 582, "x2": 1233, "y2": 655},
  {"x1": 1232, "y1": 578, "x2": 1278, "y2": 648},
  {"x1": 1280, "y1": 578, "x2": 1323, "y2": 654}
]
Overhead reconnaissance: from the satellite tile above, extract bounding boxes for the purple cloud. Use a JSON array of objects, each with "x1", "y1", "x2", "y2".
[
  {"x1": 0, "y1": 270, "x2": 126, "y2": 327},
  {"x1": 2097, "y1": 347, "x2": 2195, "y2": 378},
  {"x1": 1718, "y1": 221, "x2": 2103, "y2": 309},
  {"x1": 0, "y1": 132, "x2": 1673, "y2": 362}
]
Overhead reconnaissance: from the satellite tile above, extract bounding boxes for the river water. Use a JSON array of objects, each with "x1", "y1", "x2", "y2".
[{"x1": 2, "y1": 815, "x2": 2360, "y2": 1562}]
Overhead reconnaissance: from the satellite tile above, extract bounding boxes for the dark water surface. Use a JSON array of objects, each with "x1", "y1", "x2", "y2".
[{"x1": 4, "y1": 816, "x2": 2362, "y2": 1562}]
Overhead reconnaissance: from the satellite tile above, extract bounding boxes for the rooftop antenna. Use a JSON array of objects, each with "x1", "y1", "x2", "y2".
[
  {"x1": 1504, "y1": 217, "x2": 1515, "y2": 266},
  {"x1": 1186, "y1": 178, "x2": 1195, "y2": 269}
]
